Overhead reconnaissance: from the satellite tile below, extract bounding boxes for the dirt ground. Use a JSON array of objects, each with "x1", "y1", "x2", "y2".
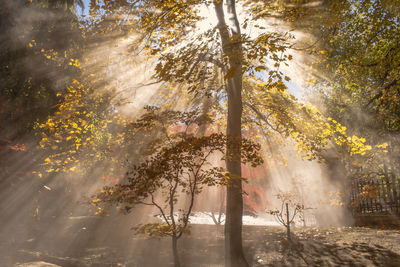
[
  {"x1": 249, "y1": 226, "x2": 400, "y2": 266},
  {"x1": 4, "y1": 222, "x2": 400, "y2": 267}
]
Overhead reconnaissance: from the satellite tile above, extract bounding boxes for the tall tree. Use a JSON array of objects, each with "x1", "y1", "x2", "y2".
[
  {"x1": 85, "y1": 1, "x2": 373, "y2": 266},
  {"x1": 213, "y1": 1, "x2": 246, "y2": 265},
  {"x1": 86, "y1": 1, "x2": 251, "y2": 265}
]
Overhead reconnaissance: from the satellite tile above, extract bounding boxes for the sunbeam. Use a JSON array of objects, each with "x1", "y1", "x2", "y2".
[{"x1": 1, "y1": 0, "x2": 400, "y2": 266}]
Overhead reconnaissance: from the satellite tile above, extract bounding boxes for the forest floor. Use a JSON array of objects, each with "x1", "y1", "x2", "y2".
[{"x1": 3, "y1": 222, "x2": 400, "y2": 267}]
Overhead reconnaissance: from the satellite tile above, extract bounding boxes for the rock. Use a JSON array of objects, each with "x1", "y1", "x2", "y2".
[{"x1": 15, "y1": 261, "x2": 61, "y2": 267}]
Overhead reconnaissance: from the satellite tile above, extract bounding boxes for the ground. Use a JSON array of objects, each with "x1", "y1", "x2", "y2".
[
  {"x1": 250, "y1": 226, "x2": 400, "y2": 266},
  {"x1": 3, "y1": 218, "x2": 400, "y2": 267}
]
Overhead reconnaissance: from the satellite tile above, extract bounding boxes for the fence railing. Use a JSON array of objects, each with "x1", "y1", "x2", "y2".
[{"x1": 350, "y1": 174, "x2": 400, "y2": 215}]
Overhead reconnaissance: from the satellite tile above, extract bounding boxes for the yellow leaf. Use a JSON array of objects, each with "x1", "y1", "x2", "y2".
[{"x1": 320, "y1": 50, "x2": 328, "y2": 56}]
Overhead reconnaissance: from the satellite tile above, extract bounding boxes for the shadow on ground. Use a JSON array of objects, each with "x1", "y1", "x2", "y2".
[
  {"x1": 3, "y1": 221, "x2": 400, "y2": 266},
  {"x1": 246, "y1": 226, "x2": 400, "y2": 267}
]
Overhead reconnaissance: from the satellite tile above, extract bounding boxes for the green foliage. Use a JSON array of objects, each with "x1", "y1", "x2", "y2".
[
  {"x1": 308, "y1": 0, "x2": 399, "y2": 180},
  {"x1": 315, "y1": 0, "x2": 400, "y2": 133},
  {"x1": 0, "y1": 0, "x2": 83, "y2": 137}
]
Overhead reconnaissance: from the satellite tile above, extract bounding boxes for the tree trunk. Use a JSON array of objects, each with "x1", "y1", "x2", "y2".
[
  {"x1": 172, "y1": 234, "x2": 181, "y2": 267},
  {"x1": 286, "y1": 203, "x2": 291, "y2": 242},
  {"x1": 213, "y1": 1, "x2": 248, "y2": 266}
]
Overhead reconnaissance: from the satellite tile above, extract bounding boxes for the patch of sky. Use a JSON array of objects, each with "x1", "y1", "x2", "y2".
[
  {"x1": 254, "y1": 71, "x2": 304, "y2": 100},
  {"x1": 77, "y1": 0, "x2": 90, "y2": 16}
]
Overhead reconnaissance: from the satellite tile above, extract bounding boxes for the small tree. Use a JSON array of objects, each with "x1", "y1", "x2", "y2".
[
  {"x1": 268, "y1": 191, "x2": 305, "y2": 242},
  {"x1": 209, "y1": 187, "x2": 226, "y2": 226},
  {"x1": 93, "y1": 106, "x2": 263, "y2": 267},
  {"x1": 200, "y1": 187, "x2": 225, "y2": 226}
]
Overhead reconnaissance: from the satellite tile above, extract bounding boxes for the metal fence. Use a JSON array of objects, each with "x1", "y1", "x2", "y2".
[{"x1": 350, "y1": 174, "x2": 400, "y2": 215}]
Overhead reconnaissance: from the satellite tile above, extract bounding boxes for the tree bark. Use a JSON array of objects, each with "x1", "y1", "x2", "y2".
[
  {"x1": 172, "y1": 234, "x2": 181, "y2": 267},
  {"x1": 214, "y1": 1, "x2": 248, "y2": 266},
  {"x1": 286, "y1": 203, "x2": 291, "y2": 242}
]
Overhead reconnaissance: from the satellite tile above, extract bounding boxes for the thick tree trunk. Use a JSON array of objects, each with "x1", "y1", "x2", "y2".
[
  {"x1": 214, "y1": 1, "x2": 248, "y2": 266},
  {"x1": 225, "y1": 93, "x2": 247, "y2": 267},
  {"x1": 172, "y1": 234, "x2": 181, "y2": 267}
]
